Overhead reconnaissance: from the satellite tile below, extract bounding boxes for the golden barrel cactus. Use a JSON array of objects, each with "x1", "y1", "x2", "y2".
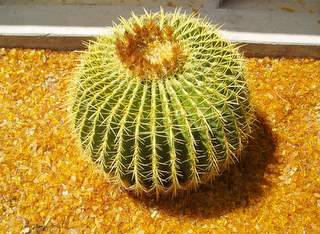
[{"x1": 70, "y1": 9, "x2": 254, "y2": 197}]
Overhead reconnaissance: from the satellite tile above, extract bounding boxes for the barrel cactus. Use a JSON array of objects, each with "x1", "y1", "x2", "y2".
[{"x1": 70, "y1": 9, "x2": 254, "y2": 197}]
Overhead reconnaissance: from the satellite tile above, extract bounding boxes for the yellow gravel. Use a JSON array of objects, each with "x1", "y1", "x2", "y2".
[{"x1": 0, "y1": 48, "x2": 319, "y2": 233}]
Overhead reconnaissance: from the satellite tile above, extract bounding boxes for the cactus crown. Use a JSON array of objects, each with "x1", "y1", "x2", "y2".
[
  {"x1": 115, "y1": 18, "x2": 185, "y2": 80},
  {"x1": 70, "y1": 9, "x2": 254, "y2": 198}
]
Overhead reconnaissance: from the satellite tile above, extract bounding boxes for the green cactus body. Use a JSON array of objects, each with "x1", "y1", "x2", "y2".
[{"x1": 70, "y1": 9, "x2": 254, "y2": 197}]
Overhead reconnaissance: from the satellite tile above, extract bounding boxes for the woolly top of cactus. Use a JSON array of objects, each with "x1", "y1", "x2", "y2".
[
  {"x1": 115, "y1": 19, "x2": 185, "y2": 80},
  {"x1": 106, "y1": 9, "x2": 237, "y2": 81}
]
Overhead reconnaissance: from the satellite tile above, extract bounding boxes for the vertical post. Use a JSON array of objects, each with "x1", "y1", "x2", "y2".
[
  {"x1": 218, "y1": 0, "x2": 224, "y2": 8},
  {"x1": 210, "y1": 0, "x2": 224, "y2": 9}
]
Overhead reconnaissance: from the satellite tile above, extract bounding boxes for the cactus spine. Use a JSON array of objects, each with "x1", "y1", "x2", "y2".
[{"x1": 70, "y1": 9, "x2": 254, "y2": 197}]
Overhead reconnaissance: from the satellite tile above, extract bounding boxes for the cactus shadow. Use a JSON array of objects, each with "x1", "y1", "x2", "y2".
[{"x1": 128, "y1": 113, "x2": 278, "y2": 218}]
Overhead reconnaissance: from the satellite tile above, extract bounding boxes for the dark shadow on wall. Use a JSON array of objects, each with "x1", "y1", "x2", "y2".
[{"x1": 128, "y1": 112, "x2": 279, "y2": 219}]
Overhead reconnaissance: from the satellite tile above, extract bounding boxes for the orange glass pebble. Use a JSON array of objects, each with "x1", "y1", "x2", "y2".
[{"x1": 0, "y1": 49, "x2": 319, "y2": 233}]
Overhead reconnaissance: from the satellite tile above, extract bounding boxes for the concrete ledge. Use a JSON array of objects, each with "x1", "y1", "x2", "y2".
[
  {"x1": 239, "y1": 44, "x2": 320, "y2": 58},
  {"x1": 2, "y1": 35, "x2": 318, "y2": 58},
  {"x1": 0, "y1": 35, "x2": 91, "y2": 51}
]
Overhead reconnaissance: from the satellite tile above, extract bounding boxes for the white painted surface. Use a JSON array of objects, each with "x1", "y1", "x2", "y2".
[
  {"x1": 1, "y1": 25, "x2": 319, "y2": 47},
  {"x1": 220, "y1": 31, "x2": 320, "y2": 46},
  {"x1": 0, "y1": 26, "x2": 108, "y2": 37}
]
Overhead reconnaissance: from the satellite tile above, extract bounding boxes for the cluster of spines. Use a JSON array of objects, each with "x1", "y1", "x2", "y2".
[{"x1": 69, "y1": 9, "x2": 254, "y2": 198}]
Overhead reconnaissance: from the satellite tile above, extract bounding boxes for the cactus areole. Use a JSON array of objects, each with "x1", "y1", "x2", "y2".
[{"x1": 71, "y1": 10, "x2": 254, "y2": 197}]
